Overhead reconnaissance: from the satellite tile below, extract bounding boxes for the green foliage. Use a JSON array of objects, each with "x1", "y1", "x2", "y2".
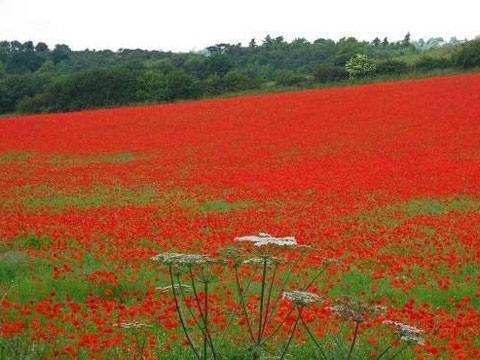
[
  {"x1": 375, "y1": 59, "x2": 410, "y2": 75},
  {"x1": 222, "y1": 71, "x2": 258, "y2": 92},
  {"x1": 345, "y1": 54, "x2": 377, "y2": 79},
  {"x1": 137, "y1": 69, "x2": 167, "y2": 102},
  {"x1": 314, "y1": 64, "x2": 348, "y2": 83},
  {"x1": 414, "y1": 56, "x2": 451, "y2": 72},
  {"x1": 18, "y1": 65, "x2": 141, "y2": 113},
  {"x1": 0, "y1": 74, "x2": 48, "y2": 113},
  {"x1": 275, "y1": 69, "x2": 305, "y2": 86},
  {"x1": 0, "y1": 36, "x2": 474, "y2": 115},
  {"x1": 163, "y1": 69, "x2": 202, "y2": 101},
  {"x1": 455, "y1": 39, "x2": 480, "y2": 69}
]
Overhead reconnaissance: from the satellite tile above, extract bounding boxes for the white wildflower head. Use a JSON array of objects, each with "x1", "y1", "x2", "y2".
[
  {"x1": 234, "y1": 233, "x2": 298, "y2": 247},
  {"x1": 151, "y1": 253, "x2": 212, "y2": 266},
  {"x1": 283, "y1": 291, "x2": 321, "y2": 307},
  {"x1": 383, "y1": 320, "x2": 425, "y2": 345},
  {"x1": 114, "y1": 321, "x2": 153, "y2": 329},
  {"x1": 243, "y1": 256, "x2": 286, "y2": 266},
  {"x1": 156, "y1": 284, "x2": 193, "y2": 293},
  {"x1": 329, "y1": 297, "x2": 385, "y2": 323}
]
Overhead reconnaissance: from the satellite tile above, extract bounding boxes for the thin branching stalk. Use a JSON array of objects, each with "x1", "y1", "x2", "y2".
[
  {"x1": 203, "y1": 280, "x2": 209, "y2": 360},
  {"x1": 299, "y1": 310, "x2": 328, "y2": 360},
  {"x1": 385, "y1": 344, "x2": 410, "y2": 360},
  {"x1": 260, "y1": 263, "x2": 278, "y2": 339},
  {"x1": 168, "y1": 266, "x2": 201, "y2": 360},
  {"x1": 347, "y1": 322, "x2": 360, "y2": 360},
  {"x1": 217, "y1": 265, "x2": 258, "y2": 347},
  {"x1": 176, "y1": 274, "x2": 203, "y2": 330},
  {"x1": 375, "y1": 343, "x2": 394, "y2": 360},
  {"x1": 279, "y1": 312, "x2": 301, "y2": 360},
  {"x1": 303, "y1": 263, "x2": 330, "y2": 291},
  {"x1": 234, "y1": 266, "x2": 256, "y2": 342},
  {"x1": 263, "y1": 252, "x2": 305, "y2": 329},
  {"x1": 257, "y1": 257, "x2": 268, "y2": 343},
  {"x1": 188, "y1": 269, "x2": 217, "y2": 359}
]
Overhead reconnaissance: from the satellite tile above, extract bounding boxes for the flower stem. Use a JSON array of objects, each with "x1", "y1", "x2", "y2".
[
  {"x1": 347, "y1": 322, "x2": 360, "y2": 360},
  {"x1": 188, "y1": 269, "x2": 217, "y2": 359},
  {"x1": 168, "y1": 266, "x2": 201, "y2": 360},
  {"x1": 299, "y1": 310, "x2": 328, "y2": 360},
  {"x1": 385, "y1": 344, "x2": 410, "y2": 360},
  {"x1": 279, "y1": 312, "x2": 300, "y2": 360},
  {"x1": 234, "y1": 266, "x2": 255, "y2": 342},
  {"x1": 203, "y1": 280, "x2": 208, "y2": 360},
  {"x1": 261, "y1": 263, "x2": 278, "y2": 338},
  {"x1": 257, "y1": 257, "x2": 268, "y2": 343}
]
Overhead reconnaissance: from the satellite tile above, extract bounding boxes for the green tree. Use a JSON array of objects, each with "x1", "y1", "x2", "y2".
[
  {"x1": 51, "y1": 44, "x2": 72, "y2": 64},
  {"x1": 455, "y1": 39, "x2": 480, "y2": 69},
  {"x1": 207, "y1": 53, "x2": 232, "y2": 77},
  {"x1": 164, "y1": 69, "x2": 202, "y2": 101},
  {"x1": 222, "y1": 70, "x2": 257, "y2": 92},
  {"x1": 35, "y1": 42, "x2": 49, "y2": 53},
  {"x1": 137, "y1": 69, "x2": 167, "y2": 102}
]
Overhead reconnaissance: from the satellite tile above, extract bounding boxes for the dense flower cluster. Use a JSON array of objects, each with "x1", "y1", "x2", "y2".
[{"x1": 0, "y1": 74, "x2": 479, "y2": 358}]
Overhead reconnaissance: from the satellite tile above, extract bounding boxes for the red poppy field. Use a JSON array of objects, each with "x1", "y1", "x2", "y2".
[{"x1": 1, "y1": 74, "x2": 480, "y2": 359}]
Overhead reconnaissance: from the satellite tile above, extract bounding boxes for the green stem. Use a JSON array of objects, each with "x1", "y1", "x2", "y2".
[
  {"x1": 299, "y1": 310, "x2": 328, "y2": 360},
  {"x1": 169, "y1": 266, "x2": 201, "y2": 360},
  {"x1": 257, "y1": 258, "x2": 268, "y2": 343},
  {"x1": 347, "y1": 322, "x2": 360, "y2": 360},
  {"x1": 385, "y1": 344, "x2": 410, "y2": 360},
  {"x1": 188, "y1": 269, "x2": 217, "y2": 359},
  {"x1": 375, "y1": 343, "x2": 394, "y2": 360},
  {"x1": 264, "y1": 252, "x2": 305, "y2": 330},
  {"x1": 303, "y1": 263, "x2": 329, "y2": 291},
  {"x1": 203, "y1": 280, "x2": 208, "y2": 360},
  {"x1": 234, "y1": 266, "x2": 256, "y2": 342},
  {"x1": 217, "y1": 266, "x2": 258, "y2": 347},
  {"x1": 260, "y1": 307, "x2": 295, "y2": 345},
  {"x1": 279, "y1": 312, "x2": 301, "y2": 360},
  {"x1": 261, "y1": 263, "x2": 278, "y2": 338}
]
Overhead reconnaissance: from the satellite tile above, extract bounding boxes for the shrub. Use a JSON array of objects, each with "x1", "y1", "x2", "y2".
[
  {"x1": 455, "y1": 39, "x2": 480, "y2": 69},
  {"x1": 275, "y1": 70, "x2": 305, "y2": 86},
  {"x1": 17, "y1": 66, "x2": 141, "y2": 113},
  {"x1": 375, "y1": 59, "x2": 410, "y2": 75},
  {"x1": 222, "y1": 71, "x2": 258, "y2": 93},
  {"x1": 163, "y1": 70, "x2": 202, "y2": 101},
  {"x1": 136, "y1": 69, "x2": 168, "y2": 102},
  {"x1": 414, "y1": 56, "x2": 451, "y2": 72},
  {"x1": 313, "y1": 64, "x2": 348, "y2": 83}
]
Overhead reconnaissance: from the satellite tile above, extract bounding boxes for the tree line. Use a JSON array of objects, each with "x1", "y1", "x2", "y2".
[{"x1": 0, "y1": 34, "x2": 479, "y2": 114}]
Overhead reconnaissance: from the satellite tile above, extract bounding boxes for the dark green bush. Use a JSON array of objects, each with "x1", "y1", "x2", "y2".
[
  {"x1": 455, "y1": 39, "x2": 480, "y2": 69},
  {"x1": 375, "y1": 59, "x2": 410, "y2": 75},
  {"x1": 414, "y1": 56, "x2": 451, "y2": 72},
  {"x1": 313, "y1": 65, "x2": 348, "y2": 83},
  {"x1": 275, "y1": 69, "x2": 305, "y2": 86},
  {"x1": 17, "y1": 66, "x2": 140, "y2": 113},
  {"x1": 222, "y1": 71, "x2": 258, "y2": 92}
]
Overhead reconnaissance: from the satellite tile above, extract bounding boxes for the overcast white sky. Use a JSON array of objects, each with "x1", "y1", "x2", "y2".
[{"x1": 1, "y1": 0, "x2": 479, "y2": 52}]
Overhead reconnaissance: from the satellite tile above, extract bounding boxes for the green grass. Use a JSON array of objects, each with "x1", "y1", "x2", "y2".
[
  {"x1": 49, "y1": 152, "x2": 137, "y2": 167},
  {"x1": 198, "y1": 200, "x2": 254, "y2": 213},
  {"x1": 0, "y1": 152, "x2": 34, "y2": 164},
  {"x1": 16, "y1": 185, "x2": 157, "y2": 209},
  {"x1": 345, "y1": 196, "x2": 480, "y2": 231}
]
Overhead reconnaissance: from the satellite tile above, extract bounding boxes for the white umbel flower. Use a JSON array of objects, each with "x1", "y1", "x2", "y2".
[
  {"x1": 283, "y1": 291, "x2": 321, "y2": 307},
  {"x1": 383, "y1": 320, "x2": 425, "y2": 345},
  {"x1": 151, "y1": 253, "x2": 212, "y2": 265},
  {"x1": 235, "y1": 233, "x2": 297, "y2": 247}
]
